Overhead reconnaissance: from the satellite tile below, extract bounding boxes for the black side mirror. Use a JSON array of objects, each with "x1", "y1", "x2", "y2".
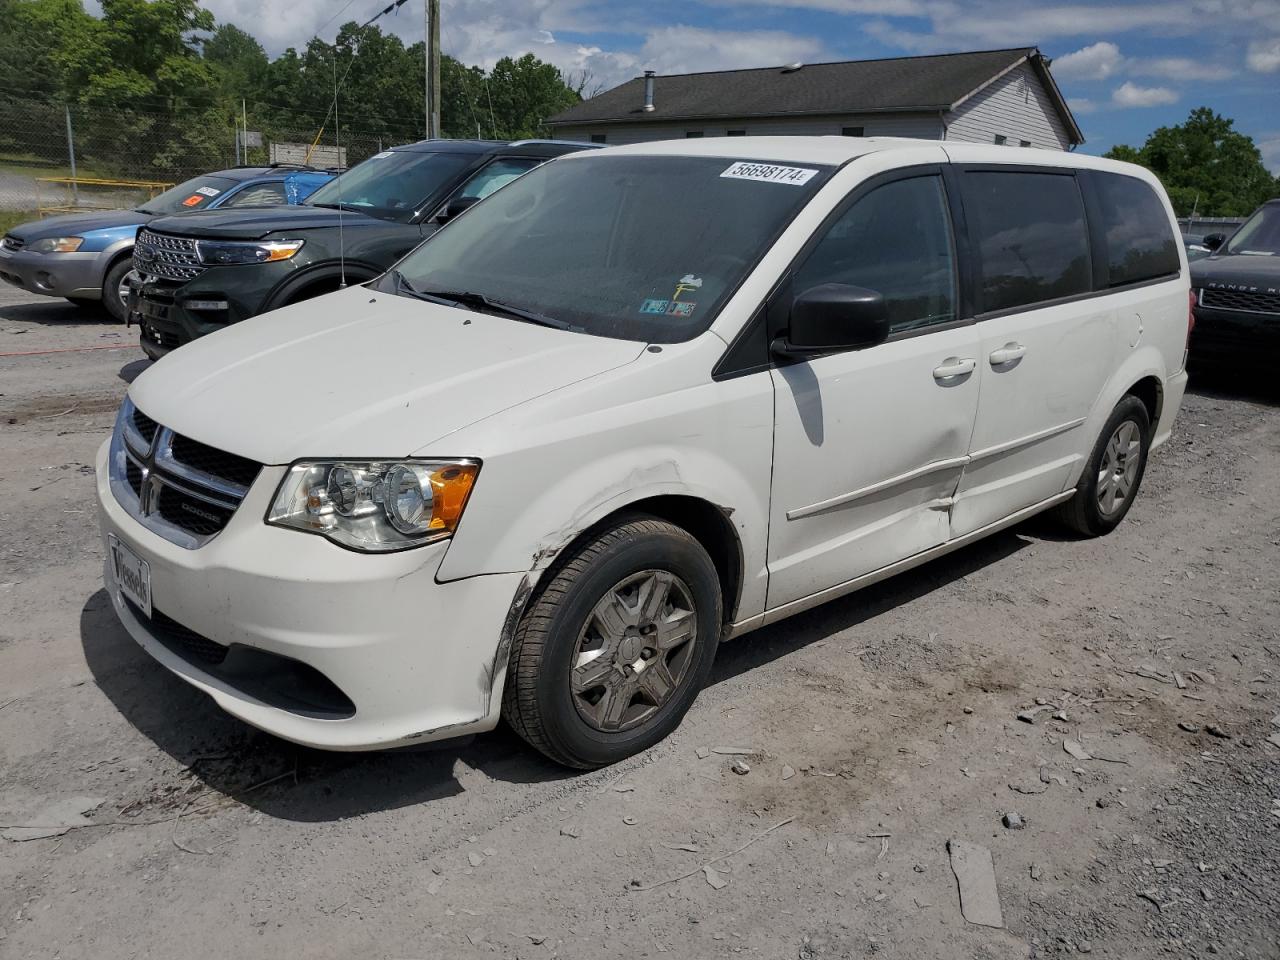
[
  {"x1": 772, "y1": 283, "x2": 890, "y2": 358},
  {"x1": 1202, "y1": 233, "x2": 1225, "y2": 251},
  {"x1": 436, "y1": 195, "x2": 480, "y2": 224}
]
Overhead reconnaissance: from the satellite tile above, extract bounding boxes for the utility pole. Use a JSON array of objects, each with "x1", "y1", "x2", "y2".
[
  {"x1": 64, "y1": 105, "x2": 78, "y2": 203},
  {"x1": 423, "y1": 0, "x2": 440, "y2": 138}
]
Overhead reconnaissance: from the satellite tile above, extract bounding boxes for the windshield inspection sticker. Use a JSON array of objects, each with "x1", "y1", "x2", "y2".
[
  {"x1": 721, "y1": 161, "x2": 818, "y2": 185},
  {"x1": 640, "y1": 298, "x2": 696, "y2": 317},
  {"x1": 195, "y1": 186, "x2": 221, "y2": 197},
  {"x1": 181, "y1": 195, "x2": 204, "y2": 207}
]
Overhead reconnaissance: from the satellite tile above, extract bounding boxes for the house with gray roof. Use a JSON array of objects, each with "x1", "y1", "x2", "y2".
[{"x1": 548, "y1": 47, "x2": 1083, "y2": 151}]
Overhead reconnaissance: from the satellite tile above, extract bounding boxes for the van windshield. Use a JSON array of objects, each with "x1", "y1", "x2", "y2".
[
  {"x1": 307, "y1": 150, "x2": 474, "y2": 222},
  {"x1": 385, "y1": 154, "x2": 831, "y2": 342},
  {"x1": 1224, "y1": 203, "x2": 1280, "y2": 256}
]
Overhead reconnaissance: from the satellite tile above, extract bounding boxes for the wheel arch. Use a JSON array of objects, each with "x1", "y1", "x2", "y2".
[
  {"x1": 1125, "y1": 374, "x2": 1163, "y2": 429},
  {"x1": 262, "y1": 260, "x2": 382, "y2": 311}
]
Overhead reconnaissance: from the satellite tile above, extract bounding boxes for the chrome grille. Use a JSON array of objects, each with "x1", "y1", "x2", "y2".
[
  {"x1": 134, "y1": 229, "x2": 205, "y2": 282},
  {"x1": 2, "y1": 235, "x2": 23, "y2": 251},
  {"x1": 1200, "y1": 286, "x2": 1280, "y2": 315},
  {"x1": 108, "y1": 398, "x2": 261, "y2": 548}
]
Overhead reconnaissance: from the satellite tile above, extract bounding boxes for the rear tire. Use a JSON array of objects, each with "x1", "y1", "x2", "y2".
[
  {"x1": 1056, "y1": 395, "x2": 1151, "y2": 537},
  {"x1": 502, "y1": 515, "x2": 722, "y2": 769},
  {"x1": 101, "y1": 258, "x2": 133, "y2": 323}
]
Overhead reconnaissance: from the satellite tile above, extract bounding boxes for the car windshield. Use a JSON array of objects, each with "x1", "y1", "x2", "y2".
[
  {"x1": 385, "y1": 154, "x2": 831, "y2": 342},
  {"x1": 306, "y1": 150, "x2": 474, "y2": 222},
  {"x1": 1224, "y1": 204, "x2": 1280, "y2": 256},
  {"x1": 137, "y1": 175, "x2": 238, "y2": 214}
]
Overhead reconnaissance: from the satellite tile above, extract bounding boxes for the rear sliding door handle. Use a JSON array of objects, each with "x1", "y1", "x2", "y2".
[
  {"x1": 932, "y1": 357, "x2": 976, "y2": 381},
  {"x1": 989, "y1": 342, "x2": 1027, "y2": 366}
]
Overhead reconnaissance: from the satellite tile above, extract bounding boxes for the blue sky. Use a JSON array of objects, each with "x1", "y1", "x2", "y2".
[{"x1": 200, "y1": 0, "x2": 1280, "y2": 170}]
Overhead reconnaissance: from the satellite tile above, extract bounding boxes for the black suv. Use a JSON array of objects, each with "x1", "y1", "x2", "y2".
[
  {"x1": 130, "y1": 139, "x2": 596, "y2": 358},
  {"x1": 1190, "y1": 199, "x2": 1280, "y2": 371}
]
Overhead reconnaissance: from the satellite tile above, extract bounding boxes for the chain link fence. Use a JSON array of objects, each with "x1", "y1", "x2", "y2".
[{"x1": 0, "y1": 96, "x2": 406, "y2": 233}]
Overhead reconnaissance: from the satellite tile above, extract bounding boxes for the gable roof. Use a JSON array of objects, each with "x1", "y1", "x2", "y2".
[{"x1": 548, "y1": 47, "x2": 1083, "y2": 145}]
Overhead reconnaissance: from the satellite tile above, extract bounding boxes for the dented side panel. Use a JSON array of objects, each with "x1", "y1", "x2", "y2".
[{"x1": 433, "y1": 337, "x2": 775, "y2": 623}]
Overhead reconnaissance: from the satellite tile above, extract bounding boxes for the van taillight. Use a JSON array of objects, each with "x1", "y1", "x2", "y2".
[{"x1": 1187, "y1": 289, "x2": 1196, "y2": 342}]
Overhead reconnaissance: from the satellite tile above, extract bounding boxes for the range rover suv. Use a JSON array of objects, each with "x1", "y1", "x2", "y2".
[
  {"x1": 1190, "y1": 198, "x2": 1280, "y2": 371},
  {"x1": 129, "y1": 139, "x2": 595, "y2": 359}
]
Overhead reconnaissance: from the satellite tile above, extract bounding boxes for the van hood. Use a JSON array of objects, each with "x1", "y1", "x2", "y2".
[
  {"x1": 129, "y1": 287, "x2": 645, "y2": 464},
  {"x1": 144, "y1": 204, "x2": 384, "y2": 240}
]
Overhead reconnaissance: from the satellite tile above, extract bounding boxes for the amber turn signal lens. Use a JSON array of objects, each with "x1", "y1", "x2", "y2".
[{"x1": 427, "y1": 463, "x2": 478, "y2": 533}]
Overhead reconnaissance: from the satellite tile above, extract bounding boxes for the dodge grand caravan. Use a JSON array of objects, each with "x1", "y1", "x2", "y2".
[{"x1": 97, "y1": 137, "x2": 1190, "y2": 769}]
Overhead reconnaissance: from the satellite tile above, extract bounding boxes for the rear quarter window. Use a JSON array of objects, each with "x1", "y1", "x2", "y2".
[
  {"x1": 962, "y1": 170, "x2": 1092, "y2": 314},
  {"x1": 1092, "y1": 172, "x2": 1180, "y2": 286}
]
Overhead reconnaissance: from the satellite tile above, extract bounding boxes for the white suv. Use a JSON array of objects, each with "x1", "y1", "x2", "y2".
[{"x1": 96, "y1": 137, "x2": 1190, "y2": 768}]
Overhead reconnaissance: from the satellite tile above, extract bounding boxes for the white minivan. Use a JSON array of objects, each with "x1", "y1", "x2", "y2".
[{"x1": 96, "y1": 137, "x2": 1191, "y2": 768}]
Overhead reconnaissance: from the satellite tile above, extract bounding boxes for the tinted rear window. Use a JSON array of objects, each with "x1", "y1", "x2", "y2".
[
  {"x1": 964, "y1": 171, "x2": 1091, "y2": 314},
  {"x1": 1093, "y1": 172, "x2": 1179, "y2": 285}
]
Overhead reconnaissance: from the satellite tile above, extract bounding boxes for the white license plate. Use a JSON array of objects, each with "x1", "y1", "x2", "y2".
[{"x1": 108, "y1": 534, "x2": 151, "y2": 618}]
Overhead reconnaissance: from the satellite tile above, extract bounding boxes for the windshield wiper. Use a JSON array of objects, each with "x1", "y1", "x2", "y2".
[
  {"x1": 311, "y1": 201, "x2": 363, "y2": 212},
  {"x1": 390, "y1": 269, "x2": 462, "y2": 307},
  {"x1": 414, "y1": 287, "x2": 579, "y2": 332}
]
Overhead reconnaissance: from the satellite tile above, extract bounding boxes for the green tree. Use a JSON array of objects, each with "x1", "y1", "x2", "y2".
[
  {"x1": 1106, "y1": 107, "x2": 1280, "y2": 217},
  {"x1": 484, "y1": 53, "x2": 580, "y2": 139},
  {"x1": 203, "y1": 22, "x2": 268, "y2": 101}
]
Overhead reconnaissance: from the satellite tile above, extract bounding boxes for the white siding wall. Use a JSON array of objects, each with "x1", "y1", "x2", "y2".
[
  {"x1": 552, "y1": 112, "x2": 944, "y2": 145},
  {"x1": 944, "y1": 63, "x2": 1071, "y2": 150}
]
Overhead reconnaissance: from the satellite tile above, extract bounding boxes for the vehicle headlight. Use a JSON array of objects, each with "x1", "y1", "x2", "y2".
[
  {"x1": 195, "y1": 238, "x2": 303, "y2": 266},
  {"x1": 30, "y1": 236, "x2": 84, "y2": 253},
  {"x1": 267, "y1": 459, "x2": 479, "y2": 553}
]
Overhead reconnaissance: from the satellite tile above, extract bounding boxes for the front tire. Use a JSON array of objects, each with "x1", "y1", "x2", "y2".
[
  {"x1": 101, "y1": 259, "x2": 133, "y2": 323},
  {"x1": 502, "y1": 516, "x2": 722, "y2": 769},
  {"x1": 1056, "y1": 396, "x2": 1151, "y2": 536}
]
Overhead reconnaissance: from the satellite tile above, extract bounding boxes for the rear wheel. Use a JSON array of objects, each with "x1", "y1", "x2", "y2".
[
  {"x1": 1056, "y1": 395, "x2": 1151, "y2": 536},
  {"x1": 502, "y1": 516, "x2": 722, "y2": 769},
  {"x1": 101, "y1": 258, "x2": 133, "y2": 323}
]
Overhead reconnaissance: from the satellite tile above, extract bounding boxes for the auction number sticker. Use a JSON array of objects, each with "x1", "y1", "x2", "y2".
[
  {"x1": 195, "y1": 186, "x2": 221, "y2": 197},
  {"x1": 720, "y1": 161, "x2": 818, "y2": 185}
]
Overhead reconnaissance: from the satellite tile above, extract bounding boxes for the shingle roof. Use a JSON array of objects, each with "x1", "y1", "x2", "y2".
[{"x1": 549, "y1": 47, "x2": 1041, "y2": 126}]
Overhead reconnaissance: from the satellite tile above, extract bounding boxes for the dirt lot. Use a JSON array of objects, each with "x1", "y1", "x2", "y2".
[{"x1": 1, "y1": 286, "x2": 1277, "y2": 960}]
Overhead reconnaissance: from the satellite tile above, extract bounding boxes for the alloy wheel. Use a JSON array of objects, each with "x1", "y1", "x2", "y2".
[
  {"x1": 570, "y1": 569, "x2": 698, "y2": 733},
  {"x1": 1096, "y1": 420, "x2": 1142, "y2": 517}
]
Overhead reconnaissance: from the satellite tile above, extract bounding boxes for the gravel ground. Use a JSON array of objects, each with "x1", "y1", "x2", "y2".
[{"x1": 1, "y1": 285, "x2": 1277, "y2": 960}]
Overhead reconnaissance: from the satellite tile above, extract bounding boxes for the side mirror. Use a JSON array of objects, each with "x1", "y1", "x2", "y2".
[
  {"x1": 773, "y1": 283, "x2": 890, "y2": 358},
  {"x1": 1202, "y1": 233, "x2": 1225, "y2": 251},
  {"x1": 436, "y1": 195, "x2": 480, "y2": 224}
]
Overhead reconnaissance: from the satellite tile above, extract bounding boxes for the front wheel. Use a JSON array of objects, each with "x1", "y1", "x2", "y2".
[
  {"x1": 101, "y1": 259, "x2": 133, "y2": 323},
  {"x1": 1056, "y1": 396, "x2": 1152, "y2": 536},
  {"x1": 502, "y1": 516, "x2": 722, "y2": 769}
]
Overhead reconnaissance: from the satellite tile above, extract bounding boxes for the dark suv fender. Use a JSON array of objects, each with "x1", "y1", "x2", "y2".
[{"x1": 262, "y1": 260, "x2": 383, "y2": 311}]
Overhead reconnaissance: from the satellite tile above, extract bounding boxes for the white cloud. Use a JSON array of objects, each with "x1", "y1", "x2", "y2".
[
  {"x1": 1067, "y1": 96, "x2": 1097, "y2": 114},
  {"x1": 1111, "y1": 81, "x2": 1178, "y2": 107},
  {"x1": 1052, "y1": 41, "x2": 1123, "y2": 80},
  {"x1": 635, "y1": 25, "x2": 828, "y2": 76},
  {"x1": 1128, "y1": 57, "x2": 1234, "y2": 81},
  {"x1": 1259, "y1": 132, "x2": 1280, "y2": 173},
  {"x1": 1247, "y1": 36, "x2": 1280, "y2": 72}
]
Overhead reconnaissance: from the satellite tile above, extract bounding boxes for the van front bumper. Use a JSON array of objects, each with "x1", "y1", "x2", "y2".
[
  {"x1": 0, "y1": 246, "x2": 102, "y2": 298},
  {"x1": 95, "y1": 439, "x2": 521, "y2": 750}
]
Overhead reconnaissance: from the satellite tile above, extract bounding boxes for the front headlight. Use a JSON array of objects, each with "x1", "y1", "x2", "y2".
[
  {"x1": 195, "y1": 238, "x2": 304, "y2": 266},
  {"x1": 30, "y1": 236, "x2": 84, "y2": 253},
  {"x1": 267, "y1": 459, "x2": 479, "y2": 553}
]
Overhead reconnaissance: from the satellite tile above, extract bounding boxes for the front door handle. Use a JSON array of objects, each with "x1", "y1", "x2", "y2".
[
  {"x1": 989, "y1": 342, "x2": 1027, "y2": 366},
  {"x1": 933, "y1": 357, "x2": 976, "y2": 381}
]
